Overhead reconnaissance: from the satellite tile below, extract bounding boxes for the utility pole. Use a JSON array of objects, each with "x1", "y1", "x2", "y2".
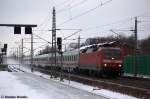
[
  {"x1": 134, "y1": 17, "x2": 138, "y2": 77},
  {"x1": 78, "y1": 36, "x2": 80, "y2": 67},
  {"x1": 134, "y1": 17, "x2": 138, "y2": 51},
  {"x1": 21, "y1": 39, "x2": 23, "y2": 63},
  {"x1": 17, "y1": 48, "x2": 18, "y2": 61},
  {"x1": 51, "y1": 7, "x2": 57, "y2": 76},
  {"x1": 31, "y1": 33, "x2": 33, "y2": 72},
  {"x1": 19, "y1": 45, "x2": 21, "y2": 70}
]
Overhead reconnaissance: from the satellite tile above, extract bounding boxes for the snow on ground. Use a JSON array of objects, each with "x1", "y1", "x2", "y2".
[
  {"x1": 0, "y1": 71, "x2": 107, "y2": 99},
  {"x1": 31, "y1": 72, "x2": 138, "y2": 99},
  {"x1": 0, "y1": 71, "x2": 49, "y2": 99},
  {"x1": 33, "y1": 71, "x2": 137, "y2": 99}
]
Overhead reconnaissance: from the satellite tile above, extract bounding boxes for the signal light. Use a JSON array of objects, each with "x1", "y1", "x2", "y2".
[
  {"x1": 1, "y1": 48, "x2": 5, "y2": 52},
  {"x1": 14, "y1": 26, "x2": 21, "y2": 34},
  {"x1": 57, "y1": 37, "x2": 62, "y2": 50},
  {"x1": 25, "y1": 26, "x2": 32, "y2": 34},
  {"x1": 4, "y1": 44, "x2": 7, "y2": 49}
]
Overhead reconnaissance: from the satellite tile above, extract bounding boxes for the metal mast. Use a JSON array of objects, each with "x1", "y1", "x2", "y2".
[
  {"x1": 134, "y1": 17, "x2": 138, "y2": 77},
  {"x1": 21, "y1": 39, "x2": 23, "y2": 63},
  {"x1": 52, "y1": 7, "x2": 57, "y2": 68},
  {"x1": 31, "y1": 33, "x2": 33, "y2": 72}
]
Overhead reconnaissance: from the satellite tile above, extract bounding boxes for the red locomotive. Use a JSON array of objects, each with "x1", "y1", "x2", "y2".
[{"x1": 78, "y1": 43, "x2": 123, "y2": 77}]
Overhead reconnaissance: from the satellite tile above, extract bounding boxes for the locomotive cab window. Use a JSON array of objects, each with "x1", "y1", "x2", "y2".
[{"x1": 103, "y1": 49, "x2": 121, "y2": 60}]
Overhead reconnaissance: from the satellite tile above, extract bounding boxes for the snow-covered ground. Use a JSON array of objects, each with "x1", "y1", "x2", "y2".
[
  {"x1": 1, "y1": 58, "x2": 137, "y2": 99},
  {"x1": 0, "y1": 71, "x2": 107, "y2": 99},
  {"x1": 33, "y1": 72, "x2": 137, "y2": 99},
  {"x1": 0, "y1": 71, "x2": 49, "y2": 99}
]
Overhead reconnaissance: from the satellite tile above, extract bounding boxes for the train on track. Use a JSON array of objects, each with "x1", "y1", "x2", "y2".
[{"x1": 24, "y1": 42, "x2": 124, "y2": 77}]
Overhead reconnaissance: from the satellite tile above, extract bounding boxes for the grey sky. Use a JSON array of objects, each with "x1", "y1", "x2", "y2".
[{"x1": 0, "y1": 0, "x2": 150, "y2": 55}]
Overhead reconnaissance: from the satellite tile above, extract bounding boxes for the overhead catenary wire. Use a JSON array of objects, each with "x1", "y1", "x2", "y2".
[
  {"x1": 23, "y1": 43, "x2": 49, "y2": 54},
  {"x1": 55, "y1": 0, "x2": 74, "y2": 10},
  {"x1": 58, "y1": 0, "x2": 112, "y2": 26},
  {"x1": 55, "y1": 0, "x2": 71, "y2": 8},
  {"x1": 57, "y1": 0, "x2": 89, "y2": 13},
  {"x1": 33, "y1": 34, "x2": 51, "y2": 44},
  {"x1": 63, "y1": 29, "x2": 82, "y2": 40},
  {"x1": 80, "y1": 11, "x2": 150, "y2": 32}
]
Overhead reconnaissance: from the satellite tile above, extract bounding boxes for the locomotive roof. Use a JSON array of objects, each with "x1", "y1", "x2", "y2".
[
  {"x1": 79, "y1": 41, "x2": 120, "y2": 53},
  {"x1": 80, "y1": 41, "x2": 116, "y2": 50}
]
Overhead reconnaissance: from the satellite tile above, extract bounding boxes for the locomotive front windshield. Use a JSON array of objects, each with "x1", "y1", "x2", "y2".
[{"x1": 103, "y1": 49, "x2": 121, "y2": 60}]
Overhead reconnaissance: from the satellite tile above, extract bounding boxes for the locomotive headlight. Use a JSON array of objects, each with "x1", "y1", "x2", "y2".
[
  {"x1": 112, "y1": 57, "x2": 114, "y2": 60},
  {"x1": 118, "y1": 64, "x2": 122, "y2": 67},
  {"x1": 104, "y1": 64, "x2": 107, "y2": 67}
]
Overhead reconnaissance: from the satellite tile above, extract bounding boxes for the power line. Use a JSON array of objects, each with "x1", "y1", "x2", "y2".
[
  {"x1": 55, "y1": 0, "x2": 70, "y2": 7},
  {"x1": 57, "y1": 0, "x2": 89, "y2": 13},
  {"x1": 82, "y1": 18, "x2": 134, "y2": 31},
  {"x1": 56, "y1": 0, "x2": 74, "y2": 12},
  {"x1": 23, "y1": 43, "x2": 49, "y2": 54},
  {"x1": 137, "y1": 11, "x2": 150, "y2": 18},
  {"x1": 33, "y1": 34, "x2": 51, "y2": 44},
  {"x1": 80, "y1": 11, "x2": 150, "y2": 32},
  {"x1": 37, "y1": 12, "x2": 51, "y2": 28},
  {"x1": 63, "y1": 29, "x2": 82, "y2": 40},
  {"x1": 58, "y1": 0, "x2": 112, "y2": 26}
]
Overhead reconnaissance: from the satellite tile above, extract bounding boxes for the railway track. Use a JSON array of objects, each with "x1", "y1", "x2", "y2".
[
  {"x1": 7, "y1": 65, "x2": 25, "y2": 72},
  {"x1": 68, "y1": 74, "x2": 150, "y2": 99},
  {"x1": 33, "y1": 66, "x2": 150, "y2": 99}
]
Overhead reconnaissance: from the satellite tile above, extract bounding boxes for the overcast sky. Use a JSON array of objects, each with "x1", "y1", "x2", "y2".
[{"x1": 0, "y1": 0, "x2": 150, "y2": 55}]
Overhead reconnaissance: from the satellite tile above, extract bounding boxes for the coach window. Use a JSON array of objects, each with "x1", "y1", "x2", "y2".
[
  {"x1": 67, "y1": 56, "x2": 69, "y2": 61},
  {"x1": 66, "y1": 56, "x2": 67, "y2": 61},
  {"x1": 72, "y1": 56, "x2": 73, "y2": 61},
  {"x1": 67, "y1": 56, "x2": 68, "y2": 62},
  {"x1": 65, "y1": 56, "x2": 67, "y2": 61},
  {"x1": 70, "y1": 56, "x2": 72, "y2": 61},
  {"x1": 69, "y1": 56, "x2": 70, "y2": 61},
  {"x1": 69, "y1": 56, "x2": 71, "y2": 61},
  {"x1": 74, "y1": 56, "x2": 75, "y2": 61},
  {"x1": 65, "y1": 56, "x2": 66, "y2": 61}
]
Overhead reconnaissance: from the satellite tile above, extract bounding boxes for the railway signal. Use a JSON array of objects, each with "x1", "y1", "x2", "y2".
[
  {"x1": 25, "y1": 26, "x2": 32, "y2": 34},
  {"x1": 57, "y1": 37, "x2": 62, "y2": 50},
  {"x1": 4, "y1": 44, "x2": 7, "y2": 49},
  {"x1": 14, "y1": 26, "x2": 21, "y2": 34},
  {"x1": 1, "y1": 44, "x2": 8, "y2": 53}
]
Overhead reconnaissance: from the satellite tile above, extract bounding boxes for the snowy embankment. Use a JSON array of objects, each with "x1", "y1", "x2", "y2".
[
  {"x1": 32, "y1": 70, "x2": 137, "y2": 99},
  {"x1": 0, "y1": 69, "x2": 137, "y2": 99},
  {"x1": 0, "y1": 71, "x2": 49, "y2": 99}
]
